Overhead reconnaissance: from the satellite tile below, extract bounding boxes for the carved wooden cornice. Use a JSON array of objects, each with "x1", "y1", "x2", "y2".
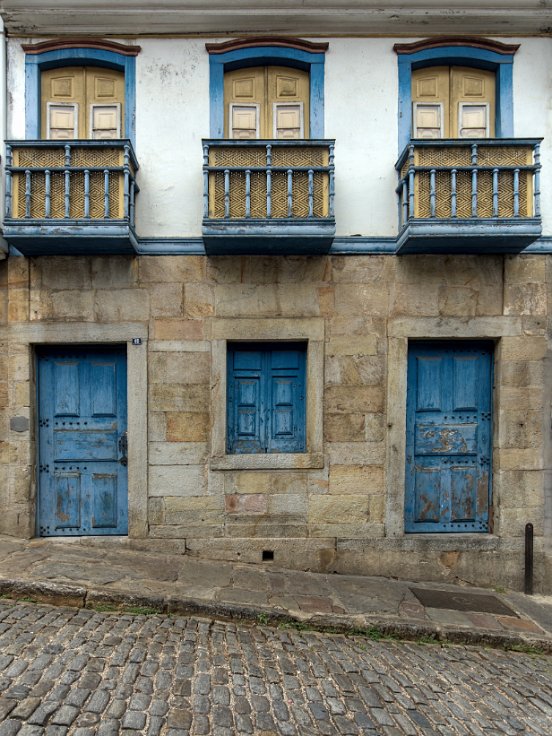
[
  {"x1": 22, "y1": 38, "x2": 141, "y2": 56},
  {"x1": 206, "y1": 36, "x2": 329, "y2": 55},
  {"x1": 394, "y1": 37, "x2": 519, "y2": 55}
]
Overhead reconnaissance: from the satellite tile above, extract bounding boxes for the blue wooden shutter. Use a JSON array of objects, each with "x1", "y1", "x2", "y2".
[
  {"x1": 227, "y1": 348, "x2": 264, "y2": 453},
  {"x1": 227, "y1": 344, "x2": 306, "y2": 454},
  {"x1": 266, "y1": 348, "x2": 306, "y2": 453},
  {"x1": 405, "y1": 342, "x2": 492, "y2": 533}
]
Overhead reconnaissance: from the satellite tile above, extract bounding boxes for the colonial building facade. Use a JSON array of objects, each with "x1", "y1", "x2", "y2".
[{"x1": 0, "y1": 2, "x2": 550, "y2": 592}]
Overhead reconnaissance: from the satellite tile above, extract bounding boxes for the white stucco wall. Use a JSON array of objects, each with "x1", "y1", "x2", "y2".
[{"x1": 5, "y1": 35, "x2": 552, "y2": 239}]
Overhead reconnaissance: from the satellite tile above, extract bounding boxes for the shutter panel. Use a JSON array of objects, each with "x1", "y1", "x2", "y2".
[
  {"x1": 41, "y1": 67, "x2": 85, "y2": 138},
  {"x1": 451, "y1": 67, "x2": 495, "y2": 138},
  {"x1": 266, "y1": 348, "x2": 306, "y2": 453},
  {"x1": 224, "y1": 67, "x2": 265, "y2": 137},
  {"x1": 411, "y1": 67, "x2": 449, "y2": 138},
  {"x1": 90, "y1": 104, "x2": 121, "y2": 139},
  {"x1": 86, "y1": 68, "x2": 125, "y2": 138},
  {"x1": 273, "y1": 103, "x2": 304, "y2": 139},
  {"x1": 227, "y1": 348, "x2": 264, "y2": 453}
]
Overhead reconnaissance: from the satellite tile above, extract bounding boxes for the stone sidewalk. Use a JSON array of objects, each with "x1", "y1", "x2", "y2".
[{"x1": 0, "y1": 535, "x2": 551, "y2": 651}]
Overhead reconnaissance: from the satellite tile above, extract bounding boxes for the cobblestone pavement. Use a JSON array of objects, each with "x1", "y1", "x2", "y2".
[{"x1": 0, "y1": 601, "x2": 550, "y2": 736}]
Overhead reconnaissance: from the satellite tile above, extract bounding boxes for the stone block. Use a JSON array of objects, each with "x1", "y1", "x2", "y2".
[
  {"x1": 500, "y1": 336, "x2": 547, "y2": 361},
  {"x1": 317, "y1": 286, "x2": 335, "y2": 316},
  {"x1": 505, "y1": 255, "x2": 545, "y2": 284},
  {"x1": 437, "y1": 286, "x2": 478, "y2": 318},
  {"x1": 324, "y1": 413, "x2": 365, "y2": 442},
  {"x1": 324, "y1": 386, "x2": 384, "y2": 413},
  {"x1": 149, "y1": 412, "x2": 166, "y2": 441},
  {"x1": 7, "y1": 257, "x2": 30, "y2": 286},
  {"x1": 495, "y1": 448, "x2": 543, "y2": 471},
  {"x1": 150, "y1": 351, "x2": 210, "y2": 385},
  {"x1": 149, "y1": 442, "x2": 208, "y2": 465},
  {"x1": 95, "y1": 289, "x2": 150, "y2": 322},
  {"x1": 151, "y1": 384, "x2": 209, "y2": 412},
  {"x1": 390, "y1": 281, "x2": 440, "y2": 317},
  {"x1": 148, "y1": 497, "x2": 165, "y2": 524},
  {"x1": 91, "y1": 257, "x2": 138, "y2": 288},
  {"x1": 329, "y1": 465, "x2": 384, "y2": 495},
  {"x1": 326, "y1": 336, "x2": 378, "y2": 356},
  {"x1": 225, "y1": 494, "x2": 268, "y2": 515},
  {"x1": 310, "y1": 522, "x2": 384, "y2": 539},
  {"x1": 224, "y1": 520, "x2": 308, "y2": 538},
  {"x1": 495, "y1": 470, "x2": 543, "y2": 508},
  {"x1": 504, "y1": 283, "x2": 547, "y2": 316},
  {"x1": 308, "y1": 495, "x2": 368, "y2": 524},
  {"x1": 166, "y1": 412, "x2": 209, "y2": 442},
  {"x1": 224, "y1": 471, "x2": 307, "y2": 495},
  {"x1": 149, "y1": 523, "x2": 223, "y2": 538},
  {"x1": 334, "y1": 283, "x2": 389, "y2": 316},
  {"x1": 150, "y1": 283, "x2": 184, "y2": 317},
  {"x1": 8, "y1": 288, "x2": 29, "y2": 322},
  {"x1": 139, "y1": 256, "x2": 204, "y2": 283},
  {"x1": 331, "y1": 256, "x2": 388, "y2": 283},
  {"x1": 499, "y1": 413, "x2": 543, "y2": 450},
  {"x1": 184, "y1": 283, "x2": 214, "y2": 317},
  {"x1": 38, "y1": 258, "x2": 91, "y2": 289},
  {"x1": 152, "y1": 319, "x2": 204, "y2": 341},
  {"x1": 9, "y1": 353, "x2": 30, "y2": 382},
  {"x1": 164, "y1": 495, "x2": 223, "y2": 523},
  {"x1": 325, "y1": 355, "x2": 384, "y2": 386},
  {"x1": 326, "y1": 441, "x2": 384, "y2": 466},
  {"x1": 500, "y1": 360, "x2": 544, "y2": 387},
  {"x1": 215, "y1": 284, "x2": 320, "y2": 317},
  {"x1": 51, "y1": 290, "x2": 95, "y2": 321},
  {"x1": 148, "y1": 464, "x2": 206, "y2": 497},
  {"x1": 267, "y1": 493, "x2": 307, "y2": 517}
]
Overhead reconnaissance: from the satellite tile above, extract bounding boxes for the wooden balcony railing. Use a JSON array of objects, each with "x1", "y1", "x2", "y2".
[
  {"x1": 201, "y1": 139, "x2": 335, "y2": 254},
  {"x1": 3, "y1": 140, "x2": 140, "y2": 255},
  {"x1": 395, "y1": 139, "x2": 542, "y2": 253}
]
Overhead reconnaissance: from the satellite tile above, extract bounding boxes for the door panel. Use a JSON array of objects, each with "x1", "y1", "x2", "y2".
[
  {"x1": 224, "y1": 66, "x2": 309, "y2": 138},
  {"x1": 405, "y1": 342, "x2": 492, "y2": 533},
  {"x1": 38, "y1": 347, "x2": 128, "y2": 536}
]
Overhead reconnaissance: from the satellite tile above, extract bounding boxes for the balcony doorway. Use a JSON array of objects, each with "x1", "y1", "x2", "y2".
[
  {"x1": 224, "y1": 66, "x2": 309, "y2": 139},
  {"x1": 41, "y1": 66, "x2": 124, "y2": 140},
  {"x1": 412, "y1": 66, "x2": 495, "y2": 139}
]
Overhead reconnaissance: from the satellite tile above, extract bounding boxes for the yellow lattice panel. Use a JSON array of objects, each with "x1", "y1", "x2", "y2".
[
  {"x1": 409, "y1": 144, "x2": 535, "y2": 220},
  {"x1": 208, "y1": 145, "x2": 329, "y2": 219},
  {"x1": 12, "y1": 146, "x2": 127, "y2": 220}
]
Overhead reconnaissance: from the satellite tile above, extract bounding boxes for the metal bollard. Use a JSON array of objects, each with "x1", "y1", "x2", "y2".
[{"x1": 524, "y1": 522, "x2": 534, "y2": 595}]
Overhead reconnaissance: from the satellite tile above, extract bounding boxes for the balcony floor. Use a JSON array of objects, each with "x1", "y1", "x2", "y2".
[
  {"x1": 202, "y1": 218, "x2": 336, "y2": 255},
  {"x1": 396, "y1": 218, "x2": 542, "y2": 255},
  {"x1": 3, "y1": 221, "x2": 138, "y2": 256}
]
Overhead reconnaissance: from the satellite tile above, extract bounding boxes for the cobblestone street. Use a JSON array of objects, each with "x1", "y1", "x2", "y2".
[{"x1": 0, "y1": 601, "x2": 550, "y2": 736}]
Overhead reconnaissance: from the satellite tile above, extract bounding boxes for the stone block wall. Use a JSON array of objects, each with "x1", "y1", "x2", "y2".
[{"x1": 1, "y1": 252, "x2": 551, "y2": 591}]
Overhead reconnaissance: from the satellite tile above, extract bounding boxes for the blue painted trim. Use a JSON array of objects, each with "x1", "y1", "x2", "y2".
[
  {"x1": 25, "y1": 48, "x2": 137, "y2": 143},
  {"x1": 7, "y1": 234, "x2": 552, "y2": 257},
  {"x1": 397, "y1": 46, "x2": 515, "y2": 152},
  {"x1": 208, "y1": 46, "x2": 325, "y2": 138}
]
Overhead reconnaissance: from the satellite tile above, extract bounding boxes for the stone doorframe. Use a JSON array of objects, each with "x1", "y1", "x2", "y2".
[
  {"x1": 385, "y1": 315, "x2": 527, "y2": 541},
  {"x1": 6, "y1": 322, "x2": 148, "y2": 538}
]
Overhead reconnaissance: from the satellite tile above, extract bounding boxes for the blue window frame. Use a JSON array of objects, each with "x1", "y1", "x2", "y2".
[
  {"x1": 23, "y1": 41, "x2": 139, "y2": 142},
  {"x1": 395, "y1": 38, "x2": 518, "y2": 151},
  {"x1": 206, "y1": 38, "x2": 327, "y2": 138},
  {"x1": 227, "y1": 343, "x2": 306, "y2": 454}
]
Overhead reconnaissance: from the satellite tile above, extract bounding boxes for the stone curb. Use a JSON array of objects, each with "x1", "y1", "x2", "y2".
[{"x1": 0, "y1": 576, "x2": 550, "y2": 654}]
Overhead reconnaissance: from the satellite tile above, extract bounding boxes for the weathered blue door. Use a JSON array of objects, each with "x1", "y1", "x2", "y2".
[
  {"x1": 37, "y1": 347, "x2": 128, "y2": 536},
  {"x1": 405, "y1": 342, "x2": 492, "y2": 533}
]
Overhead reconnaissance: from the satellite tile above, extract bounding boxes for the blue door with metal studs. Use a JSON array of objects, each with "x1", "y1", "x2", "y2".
[
  {"x1": 37, "y1": 347, "x2": 128, "y2": 536},
  {"x1": 405, "y1": 342, "x2": 493, "y2": 533}
]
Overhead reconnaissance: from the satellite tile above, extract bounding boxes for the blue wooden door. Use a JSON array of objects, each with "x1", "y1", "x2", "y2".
[
  {"x1": 405, "y1": 342, "x2": 492, "y2": 533},
  {"x1": 37, "y1": 347, "x2": 128, "y2": 536}
]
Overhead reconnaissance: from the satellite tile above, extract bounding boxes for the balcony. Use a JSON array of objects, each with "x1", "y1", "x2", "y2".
[
  {"x1": 3, "y1": 140, "x2": 139, "y2": 255},
  {"x1": 202, "y1": 139, "x2": 335, "y2": 254},
  {"x1": 395, "y1": 139, "x2": 542, "y2": 254}
]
